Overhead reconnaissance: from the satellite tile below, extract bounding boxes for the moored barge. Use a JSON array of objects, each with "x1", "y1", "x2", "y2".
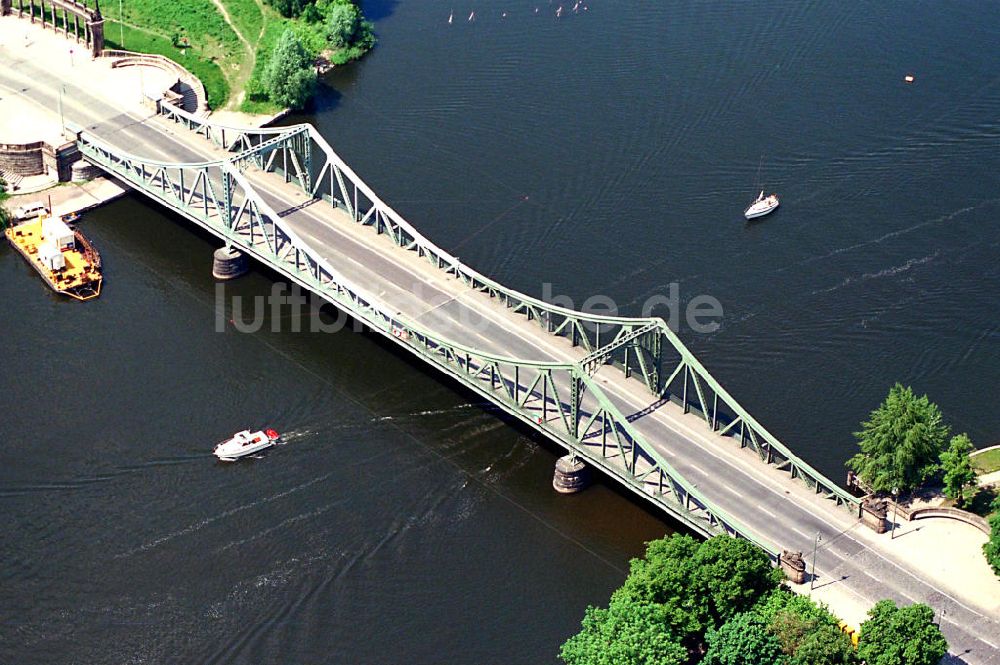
[{"x1": 5, "y1": 214, "x2": 102, "y2": 300}]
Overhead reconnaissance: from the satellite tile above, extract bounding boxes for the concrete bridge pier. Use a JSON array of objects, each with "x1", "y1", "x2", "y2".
[
  {"x1": 553, "y1": 455, "x2": 590, "y2": 494},
  {"x1": 212, "y1": 245, "x2": 248, "y2": 280}
]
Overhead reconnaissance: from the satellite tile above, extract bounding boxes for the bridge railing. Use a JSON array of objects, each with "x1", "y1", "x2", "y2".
[
  {"x1": 75, "y1": 127, "x2": 781, "y2": 557},
  {"x1": 156, "y1": 102, "x2": 300, "y2": 152}
]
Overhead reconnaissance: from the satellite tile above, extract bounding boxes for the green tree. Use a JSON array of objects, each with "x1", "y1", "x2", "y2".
[
  {"x1": 847, "y1": 384, "x2": 950, "y2": 493},
  {"x1": 300, "y1": 2, "x2": 322, "y2": 23},
  {"x1": 690, "y1": 535, "x2": 784, "y2": 627},
  {"x1": 262, "y1": 29, "x2": 317, "y2": 109},
  {"x1": 616, "y1": 534, "x2": 705, "y2": 640},
  {"x1": 616, "y1": 535, "x2": 780, "y2": 645},
  {"x1": 703, "y1": 611, "x2": 785, "y2": 665},
  {"x1": 326, "y1": 2, "x2": 359, "y2": 48},
  {"x1": 755, "y1": 589, "x2": 857, "y2": 665},
  {"x1": 559, "y1": 597, "x2": 687, "y2": 665},
  {"x1": 940, "y1": 433, "x2": 977, "y2": 506},
  {"x1": 771, "y1": 612, "x2": 857, "y2": 665},
  {"x1": 267, "y1": 0, "x2": 312, "y2": 18},
  {"x1": 857, "y1": 600, "x2": 947, "y2": 665},
  {"x1": 983, "y1": 496, "x2": 1000, "y2": 577}
]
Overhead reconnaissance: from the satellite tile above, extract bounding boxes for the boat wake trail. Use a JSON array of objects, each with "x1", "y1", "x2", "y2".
[
  {"x1": 371, "y1": 402, "x2": 495, "y2": 423},
  {"x1": 811, "y1": 251, "x2": 940, "y2": 295},
  {"x1": 777, "y1": 202, "x2": 990, "y2": 274},
  {"x1": 114, "y1": 473, "x2": 333, "y2": 559}
]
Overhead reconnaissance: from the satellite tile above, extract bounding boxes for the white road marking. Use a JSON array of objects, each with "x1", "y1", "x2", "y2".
[
  {"x1": 757, "y1": 504, "x2": 777, "y2": 519},
  {"x1": 791, "y1": 526, "x2": 811, "y2": 539}
]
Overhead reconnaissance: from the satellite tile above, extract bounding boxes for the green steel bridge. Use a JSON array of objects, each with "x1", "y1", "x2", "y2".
[{"x1": 71, "y1": 103, "x2": 859, "y2": 558}]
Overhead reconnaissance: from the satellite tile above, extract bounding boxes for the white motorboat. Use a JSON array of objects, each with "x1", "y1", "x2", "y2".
[
  {"x1": 744, "y1": 190, "x2": 780, "y2": 219},
  {"x1": 214, "y1": 428, "x2": 280, "y2": 461}
]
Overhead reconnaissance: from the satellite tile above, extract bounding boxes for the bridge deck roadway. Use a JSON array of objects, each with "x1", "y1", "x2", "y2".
[{"x1": 2, "y1": 47, "x2": 997, "y2": 662}]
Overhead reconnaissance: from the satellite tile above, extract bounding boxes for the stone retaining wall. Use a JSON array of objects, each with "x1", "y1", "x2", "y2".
[
  {"x1": 908, "y1": 507, "x2": 991, "y2": 536},
  {"x1": 103, "y1": 50, "x2": 209, "y2": 115},
  {"x1": 0, "y1": 140, "x2": 80, "y2": 181},
  {"x1": 0, "y1": 141, "x2": 46, "y2": 176}
]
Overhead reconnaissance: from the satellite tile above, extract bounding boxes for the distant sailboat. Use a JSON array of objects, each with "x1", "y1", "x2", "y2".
[
  {"x1": 448, "y1": 10, "x2": 453, "y2": 23},
  {"x1": 468, "y1": 10, "x2": 475, "y2": 21},
  {"x1": 743, "y1": 156, "x2": 779, "y2": 219},
  {"x1": 744, "y1": 190, "x2": 780, "y2": 219}
]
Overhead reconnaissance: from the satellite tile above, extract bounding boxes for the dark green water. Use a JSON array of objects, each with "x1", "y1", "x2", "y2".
[{"x1": 3, "y1": 1, "x2": 999, "y2": 662}]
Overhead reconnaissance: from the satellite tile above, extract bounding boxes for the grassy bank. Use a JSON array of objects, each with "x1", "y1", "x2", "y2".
[
  {"x1": 241, "y1": 0, "x2": 376, "y2": 114},
  {"x1": 88, "y1": 0, "x2": 373, "y2": 112},
  {"x1": 972, "y1": 448, "x2": 1000, "y2": 475},
  {"x1": 103, "y1": 22, "x2": 230, "y2": 109}
]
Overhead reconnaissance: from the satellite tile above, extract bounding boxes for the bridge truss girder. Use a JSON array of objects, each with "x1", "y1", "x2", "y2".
[{"x1": 76, "y1": 103, "x2": 861, "y2": 557}]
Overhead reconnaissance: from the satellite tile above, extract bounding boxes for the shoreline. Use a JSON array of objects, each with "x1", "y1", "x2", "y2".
[{"x1": 6, "y1": 176, "x2": 129, "y2": 219}]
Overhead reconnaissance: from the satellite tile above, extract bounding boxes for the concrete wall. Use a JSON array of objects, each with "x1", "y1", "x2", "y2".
[{"x1": 44, "y1": 141, "x2": 79, "y2": 182}]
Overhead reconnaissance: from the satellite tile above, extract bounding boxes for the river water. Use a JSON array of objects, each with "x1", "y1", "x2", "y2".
[{"x1": 3, "y1": 1, "x2": 999, "y2": 662}]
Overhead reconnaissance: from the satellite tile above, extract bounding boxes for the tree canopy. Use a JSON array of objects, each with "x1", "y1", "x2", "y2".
[
  {"x1": 559, "y1": 598, "x2": 688, "y2": 665},
  {"x1": 262, "y1": 29, "x2": 317, "y2": 109},
  {"x1": 847, "y1": 384, "x2": 950, "y2": 492},
  {"x1": 756, "y1": 589, "x2": 858, "y2": 665},
  {"x1": 266, "y1": 0, "x2": 312, "y2": 18},
  {"x1": 940, "y1": 433, "x2": 977, "y2": 505},
  {"x1": 563, "y1": 535, "x2": 784, "y2": 662},
  {"x1": 615, "y1": 534, "x2": 780, "y2": 643},
  {"x1": 560, "y1": 536, "x2": 947, "y2": 665},
  {"x1": 326, "y1": 2, "x2": 360, "y2": 48},
  {"x1": 703, "y1": 611, "x2": 785, "y2": 665},
  {"x1": 857, "y1": 600, "x2": 947, "y2": 665}
]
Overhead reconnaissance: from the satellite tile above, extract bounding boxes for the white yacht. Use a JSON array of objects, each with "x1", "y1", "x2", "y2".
[
  {"x1": 744, "y1": 190, "x2": 780, "y2": 219},
  {"x1": 214, "y1": 428, "x2": 280, "y2": 461}
]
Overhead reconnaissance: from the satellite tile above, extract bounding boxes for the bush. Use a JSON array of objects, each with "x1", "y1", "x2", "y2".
[
  {"x1": 847, "y1": 384, "x2": 950, "y2": 493},
  {"x1": 984, "y1": 496, "x2": 1000, "y2": 578},
  {"x1": 262, "y1": 29, "x2": 317, "y2": 109}
]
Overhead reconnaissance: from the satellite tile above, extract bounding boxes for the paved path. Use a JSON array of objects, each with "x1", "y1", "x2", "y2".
[
  {"x1": 978, "y1": 471, "x2": 1000, "y2": 488},
  {"x1": 3, "y1": 20, "x2": 999, "y2": 663}
]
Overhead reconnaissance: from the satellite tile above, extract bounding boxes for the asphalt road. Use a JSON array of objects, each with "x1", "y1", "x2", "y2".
[{"x1": 3, "y1": 52, "x2": 997, "y2": 664}]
